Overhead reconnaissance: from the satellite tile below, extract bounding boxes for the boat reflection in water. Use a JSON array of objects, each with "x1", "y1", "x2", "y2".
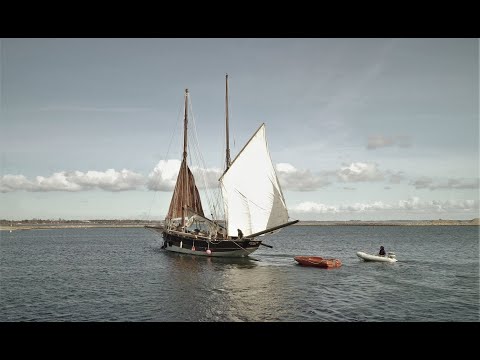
[
  {"x1": 218, "y1": 262, "x2": 290, "y2": 321},
  {"x1": 158, "y1": 251, "x2": 290, "y2": 321}
]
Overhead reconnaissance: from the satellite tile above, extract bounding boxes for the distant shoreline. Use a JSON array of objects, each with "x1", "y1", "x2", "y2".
[
  {"x1": 0, "y1": 224, "x2": 149, "y2": 231},
  {"x1": 295, "y1": 219, "x2": 480, "y2": 226},
  {"x1": 1, "y1": 218, "x2": 478, "y2": 231}
]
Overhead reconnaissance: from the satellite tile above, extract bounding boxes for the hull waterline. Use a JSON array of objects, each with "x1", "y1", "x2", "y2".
[
  {"x1": 147, "y1": 226, "x2": 261, "y2": 258},
  {"x1": 164, "y1": 243, "x2": 258, "y2": 257}
]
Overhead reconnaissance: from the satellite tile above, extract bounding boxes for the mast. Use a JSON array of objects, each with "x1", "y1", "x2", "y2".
[
  {"x1": 165, "y1": 89, "x2": 205, "y2": 224},
  {"x1": 182, "y1": 89, "x2": 189, "y2": 229},
  {"x1": 225, "y1": 73, "x2": 231, "y2": 170}
]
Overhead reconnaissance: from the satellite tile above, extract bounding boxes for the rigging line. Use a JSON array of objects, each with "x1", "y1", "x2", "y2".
[
  {"x1": 230, "y1": 239, "x2": 251, "y2": 254},
  {"x1": 146, "y1": 191, "x2": 157, "y2": 221},
  {"x1": 227, "y1": 75, "x2": 237, "y2": 155},
  {"x1": 185, "y1": 93, "x2": 225, "y2": 223},
  {"x1": 147, "y1": 96, "x2": 184, "y2": 220},
  {"x1": 219, "y1": 181, "x2": 229, "y2": 233},
  {"x1": 237, "y1": 189, "x2": 268, "y2": 212},
  {"x1": 190, "y1": 115, "x2": 213, "y2": 200},
  {"x1": 188, "y1": 94, "x2": 222, "y2": 220},
  {"x1": 163, "y1": 96, "x2": 184, "y2": 167},
  {"x1": 187, "y1": 127, "x2": 209, "y2": 214}
]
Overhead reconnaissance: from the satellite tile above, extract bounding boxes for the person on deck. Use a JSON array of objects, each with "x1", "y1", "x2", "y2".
[
  {"x1": 378, "y1": 246, "x2": 386, "y2": 256},
  {"x1": 237, "y1": 229, "x2": 243, "y2": 239}
]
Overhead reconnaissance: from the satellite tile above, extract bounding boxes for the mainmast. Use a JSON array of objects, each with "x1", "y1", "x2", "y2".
[
  {"x1": 182, "y1": 89, "x2": 189, "y2": 229},
  {"x1": 225, "y1": 74, "x2": 231, "y2": 170}
]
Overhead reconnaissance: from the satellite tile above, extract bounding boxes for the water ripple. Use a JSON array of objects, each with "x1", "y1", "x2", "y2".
[{"x1": 1, "y1": 226, "x2": 478, "y2": 321}]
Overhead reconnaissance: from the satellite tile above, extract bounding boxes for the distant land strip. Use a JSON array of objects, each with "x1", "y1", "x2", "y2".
[
  {"x1": 1, "y1": 218, "x2": 479, "y2": 231},
  {"x1": 295, "y1": 219, "x2": 479, "y2": 226}
]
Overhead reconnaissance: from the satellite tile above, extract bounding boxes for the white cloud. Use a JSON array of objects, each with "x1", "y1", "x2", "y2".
[
  {"x1": 147, "y1": 160, "x2": 222, "y2": 191},
  {"x1": 337, "y1": 162, "x2": 384, "y2": 182},
  {"x1": 341, "y1": 201, "x2": 390, "y2": 212},
  {"x1": 276, "y1": 163, "x2": 330, "y2": 191},
  {"x1": 278, "y1": 162, "x2": 408, "y2": 190},
  {"x1": 398, "y1": 197, "x2": 421, "y2": 210},
  {"x1": 34, "y1": 172, "x2": 83, "y2": 192},
  {"x1": 367, "y1": 135, "x2": 412, "y2": 149},
  {"x1": 69, "y1": 169, "x2": 144, "y2": 191},
  {"x1": 411, "y1": 177, "x2": 480, "y2": 190},
  {"x1": 276, "y1": 163, "x2": 297, "y2": 173},
  {"x1": 291, "y1": 198, "x2": 479, "y2": 215},
  {"x1": 0, "y1": 169, "x2": 144, "y2": 192},
  {"x1": 293, "y1": 201, "x2": 339, "y2": 214},
  {"x1": 0, "y1": 175, "x2": 36, "y2": 192},
  {"x1": 147, "y1": 160, "x2": 182, "y2": 191}
]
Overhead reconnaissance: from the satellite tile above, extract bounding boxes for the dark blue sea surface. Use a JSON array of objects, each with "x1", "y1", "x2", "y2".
[{"x1": 1, "y1": 226, "x2": 478, "y2": 322}]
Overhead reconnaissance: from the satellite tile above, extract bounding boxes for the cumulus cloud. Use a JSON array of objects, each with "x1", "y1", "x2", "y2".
[
  {"x1": 277, "y1": 162, "x2": 426, "y2": 190},
  {"x1": 276, "y1": 163, "x2": 297, "y2": 173},
  {"x1": 147, "y1": 160, "x2": 222, "y2": 191},
  {"x1": 337, "y1": 162, "x2": 384, "y2": 182},
  {"x1": 291, "y1": 197, "x2": 479, "y2": 215},
  {"x1": 277, "y1": 162, "x2": 408, "y2": 189},
  {"x1": 292, "y1": 201, "x2": 338, "y2": 214},
  {"x1": 0, "y1": 169, "x2": 144, "y2": 193},
  {"x1": 70, "y1": 169, "x2": 144, "y2": 191},
  {"x1": 411, "y1": 177, "x2": 479, "y2": 190},
  {"x1": 0, "y1": 175, "x2": 37, "y2": 192},
  {"x1": 367, "y1": 135, "x2": 412, "y2": 150},
  {"x1": 276, "y1": 163, "x2": 330, "y2": 191},
  {"x1": 147, "y1": 160, "x2": 182, "y2": 191}
]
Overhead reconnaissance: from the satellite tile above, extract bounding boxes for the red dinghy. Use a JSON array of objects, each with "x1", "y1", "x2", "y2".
[{"x1": 294, "y1": 256, "x2": 342, "y2": 269}]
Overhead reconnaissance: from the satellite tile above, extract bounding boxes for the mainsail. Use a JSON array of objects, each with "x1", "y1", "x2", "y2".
[
  {"x1": 219, "y1": 123, "x2": 289, "y2": 237},
  {"x1": 166, "y1": 159, "x2": 204, "y2": 220}
]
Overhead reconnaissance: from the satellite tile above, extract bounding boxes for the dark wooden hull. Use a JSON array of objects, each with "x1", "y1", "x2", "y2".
[{"x1": 146, "y1": 226, "x2": 261, "y2": 257}]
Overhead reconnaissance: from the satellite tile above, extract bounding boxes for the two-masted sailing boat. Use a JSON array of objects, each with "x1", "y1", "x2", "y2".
[{"x1": 147, "y1": 75, "x2": 298, "y2": 257}]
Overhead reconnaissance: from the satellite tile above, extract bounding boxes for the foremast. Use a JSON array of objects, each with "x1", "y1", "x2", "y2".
[
  {"x1": 225, "y1": 73, "x2": 231, "y2": 170},
  {"x1": 219, "y1": 75, "x2": 298, "y2": 238},
  {"x1": 181, "y1": 89, "x2": 189, "y2": 229},
  {"x1": 165, "y1": 89, "x2": 205, "y2": 230}
]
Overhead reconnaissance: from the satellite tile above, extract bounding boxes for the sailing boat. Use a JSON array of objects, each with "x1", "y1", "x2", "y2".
[{"x1": 146, "y1": 74, "x2": 298, "y2": 257}]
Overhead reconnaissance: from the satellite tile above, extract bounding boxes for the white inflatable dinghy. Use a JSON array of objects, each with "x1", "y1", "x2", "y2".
[{"x1": 356, "y1": 251, "x2": 397, "y2": 263}]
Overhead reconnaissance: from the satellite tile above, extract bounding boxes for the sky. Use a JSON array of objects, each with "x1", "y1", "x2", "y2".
[{"x1": 1, "y1": 38, "x2": 478, "y2": 221}]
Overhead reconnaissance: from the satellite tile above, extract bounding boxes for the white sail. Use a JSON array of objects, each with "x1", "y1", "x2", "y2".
[{"x1": 219, "y1": 123, "x2": 289, "y2": 237}]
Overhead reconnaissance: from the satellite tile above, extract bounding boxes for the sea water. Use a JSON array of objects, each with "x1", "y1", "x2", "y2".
[{"x1": 0, "y1": 226, "x2": 478, "y2": 321}]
